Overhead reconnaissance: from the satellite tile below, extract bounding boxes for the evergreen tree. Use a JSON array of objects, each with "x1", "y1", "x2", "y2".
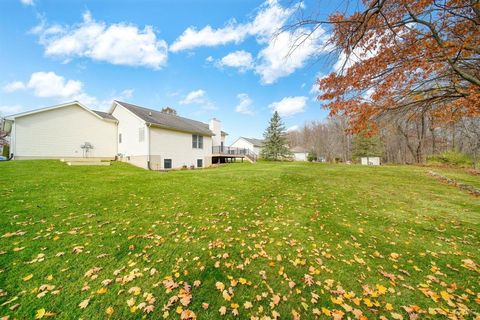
[
  {"x1": 261, "y1": 111, "x2": 292, "y2": 160},
  {"x1": 352, "y1": 134, "x2": 383, "y2": 159}
]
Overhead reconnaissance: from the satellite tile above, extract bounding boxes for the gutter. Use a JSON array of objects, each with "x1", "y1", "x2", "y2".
[{"x1": 147, "y1": 123, "x2": 153, "y2": 171}]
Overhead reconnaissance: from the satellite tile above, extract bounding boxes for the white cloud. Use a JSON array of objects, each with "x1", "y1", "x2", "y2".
[
  {"x1": 235, "y1": 93, "x2": 254, "y2": 115},
  {"x1": 255, "y1": 27, "x2": 329, "y2": 84},
  {"x1": 269, "y1": 96, "x2": 307, "y2": 117},
  {"x1": 27, "y1": 72, "x2": 83, "y2": 98},
  {"x1": 170, "y1": 23, "x2": 248, "y2": 52},
  {"x1": 171, "y1": 0, "x2": 328, "y2": 84},
  {"x1": 20, "y1": 0, "x2": 34, "y2": 5},
  {"x1": 218, "y1": 50, "x2": 253, "y2": 72},
  {"x1": 179, "y1": 89, "x2": 216, "y2": 110},
  {"x1": 0, "y1": 105, "x2": 23, "y2": 116},
  {"x1": 179, "y1": 89, "x2": 206, "y2": 105},
  {"x1": 333, "y1": 32, "x2": 385, "y2": 73},
  {"x1": 205, "y1": 56, "x2": 214, "y2": 63},
  {"x1": 118, "y1": 89, "x2": 134, "y2": 100},
  {"x1": 170, "y1": 0, "x2": 296, "y2": 52},
  {"x1": 3, "y1": 81, "x2": 26, "y2": 93},
  {"x1": 287, "y1": 125, "x2": 299, "y2": 132},
  {"x1": 2, "y1": 71, "x2": 134, "y2": 111},
  {"x1": 33, "y1": 11, "x2": 168, "y2": 69}
]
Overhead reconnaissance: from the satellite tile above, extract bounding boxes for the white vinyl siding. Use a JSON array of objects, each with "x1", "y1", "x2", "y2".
[
  {"x1": 150, "y1": 127, "x2": 212, "y2": 169},
  {"x1": 111, "y1": 103, "x2": 150, "y2": 169},
  {"x1": 13, "y1": 103, "x2": 116, "y2": 159}
]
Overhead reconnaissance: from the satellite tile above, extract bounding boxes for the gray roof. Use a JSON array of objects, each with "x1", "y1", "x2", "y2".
[
  {"x1": 115, "y1": 101, "x2": 214, "y2": 136},
  {"x1": 242, "y1": 137, "x2": 264, "y2": 147},
  {"x1": 92, "y1": 110, "x2": 117, "y2": 121}
]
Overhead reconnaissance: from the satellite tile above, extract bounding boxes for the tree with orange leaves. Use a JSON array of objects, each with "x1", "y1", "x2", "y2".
[{"x1": 295, "y1": 0, "x2": 479, "y2": 153}]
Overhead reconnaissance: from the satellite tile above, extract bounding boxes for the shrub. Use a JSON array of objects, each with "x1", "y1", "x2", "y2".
[
  {"x1": 2, "y1": 144, "x2": 9, "y2": 158},
  {"x1": 427, "y1": 150, "x2": 472, "y2": 166}
]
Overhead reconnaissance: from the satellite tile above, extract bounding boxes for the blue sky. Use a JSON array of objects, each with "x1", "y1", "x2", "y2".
[{"x1": 0, "y1": 0, "x2": 345, "y2": 143}]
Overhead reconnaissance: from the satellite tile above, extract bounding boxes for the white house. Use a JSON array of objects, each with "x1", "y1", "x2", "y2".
[
  {"x1": 291, "y1": 146, "x2": 308, "y2": 161},
  {"x1": 111, "y1": 100, "x2": 218, "y2": 170},
  {"x1": 5, "y1": 100, "x2": 229, "y2": 170},
  {"x1": 230, "y1": 137, "x2": 264, "y2": 157},
  {"x1": 361, "y1": 156, "x2": 381, "y2": 166}
]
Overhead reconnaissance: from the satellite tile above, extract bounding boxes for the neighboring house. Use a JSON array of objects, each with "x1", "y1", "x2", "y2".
[
  {"x1": 5, "y1": 100, "x2": 230, "y2": 170},
  {"x1": 230, "y1": 137, "x2": 264, "y2": 156},
  {"x1": 361, "y1": 156, "x2": 381, "y2": 166},
  {"x1": 291, "y1": 146, "x2": 308, "y2": 161}
]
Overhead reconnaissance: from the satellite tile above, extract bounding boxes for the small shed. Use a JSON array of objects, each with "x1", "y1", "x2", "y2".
[
  {"x1": 291, "y1": 146, "x2": 308, "y2": 161},
  {"x1": 361, "y1": 156, "x2": 381, "y2": 166}
]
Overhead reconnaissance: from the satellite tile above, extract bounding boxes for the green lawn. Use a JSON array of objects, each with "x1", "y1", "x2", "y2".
[{"x1": 0, "y1": 161, "x2": 479, "y2": 319}]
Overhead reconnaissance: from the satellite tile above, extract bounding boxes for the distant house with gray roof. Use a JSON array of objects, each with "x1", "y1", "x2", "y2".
[{"x1": 230, "y1": 137, "x2": 264, "y2": 157}]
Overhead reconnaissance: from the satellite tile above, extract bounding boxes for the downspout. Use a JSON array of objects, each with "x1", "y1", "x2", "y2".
[{"x1": 147, "y1": 123, "x2": 152, "y2": 170}]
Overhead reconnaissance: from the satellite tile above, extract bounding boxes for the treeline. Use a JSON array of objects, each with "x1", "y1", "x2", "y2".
[{"x1": 287, "y1": 115, "x2": 480, "y2": 168}]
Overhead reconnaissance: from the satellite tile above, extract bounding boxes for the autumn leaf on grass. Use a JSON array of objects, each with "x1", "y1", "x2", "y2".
[
  {"x1": 105, "y1": 306, "x2": 114, "y2": 316},
  {"x1": 84, "y1": 267, "x2": 102, "y2": 278},
  {"x1": 144, "y1": 304, "x2": 155, "y2": 314},
  {"x1": 219, "y1": 306, "x2": 227, "y2": 315},
  {"x1": 272, "y1": 294, "x2": 281, "y2": 306},
  {"x1": 389, "y1": 253, "x2": 400, "y2": 261},
  {"x1": 128, "y1": 286, "x2": 141, "y2": 295},
  {"x1": 23, "y1": 274, "x2": 33, "y2": 282},
  {"x1": 79, "y1": 298, "x2": 90, "y2": 309},
  {"x1": 461, "y1": 259, "x2": 479, "y2": 272},
  {"x1": 215, "y1": 282, "x2": 225, "y2": 291},
  {"x1": 35, "y1": 308, "x2": 46, "y2": 319},
  {"x1": 180, "y1": 309, "x2": 196, "y2": 320},
  {"x1": 303, "y1": 274, "x2": 314, "y2": 286},
  {"x1": 96, "y1": 287, "x2": 108, "y2": 295},
  {"x1": 72, "y1": 246, "x2": 84, "y2": 254}
]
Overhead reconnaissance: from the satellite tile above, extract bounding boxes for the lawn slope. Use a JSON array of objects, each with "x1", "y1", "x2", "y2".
[{"x1": 0, "y1": 161, "x2": 478, "y2": 319}]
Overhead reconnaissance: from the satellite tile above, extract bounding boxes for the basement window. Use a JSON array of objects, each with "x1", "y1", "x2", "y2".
[
  {"x1": 197, "y1": 159, "x2": 203, "y2": 168},
  {"x1": 164, "y1": 159, "x2": 172, "y2": 169}
]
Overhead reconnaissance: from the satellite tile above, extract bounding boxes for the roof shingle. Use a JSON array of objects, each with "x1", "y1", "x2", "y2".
[
  {"x1": 92, "y1": 110, "x2": 117, "y2": 121},
  {"x1": 115, "y1": 101, "x2": 214, "y2": 136},
  {"x1": 242, "y1": 137, "x2": 264, "y2": 147}
]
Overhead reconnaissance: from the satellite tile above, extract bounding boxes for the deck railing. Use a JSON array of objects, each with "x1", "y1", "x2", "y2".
[{"x1": 212, "y1": 146, "x2": 257, "y2": 162}]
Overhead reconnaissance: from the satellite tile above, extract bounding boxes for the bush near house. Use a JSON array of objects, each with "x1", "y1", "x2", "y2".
[
  {"x1": 2, "y1": 144, "x2": 9, "y2": 158},
  {"x1": 0, "y1": 161, "x2": 478, "y2": 319}
]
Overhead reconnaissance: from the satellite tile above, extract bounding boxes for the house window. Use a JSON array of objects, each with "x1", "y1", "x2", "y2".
[
  {"x1": 118, "y1": 133, "x2": 122, "y2": 143},
  {"x1": 139, "y1": 128, "x2": 145, "y2": 142},
  {"x1": 192, "y1": 135, "x2": 203, "y2": 149},
  {"x1": 197, "y1": 159, "x2": 203, "y2": 168},
  {"x1": 164, "y1": 159, "x2": 172, "y2": 169}
]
